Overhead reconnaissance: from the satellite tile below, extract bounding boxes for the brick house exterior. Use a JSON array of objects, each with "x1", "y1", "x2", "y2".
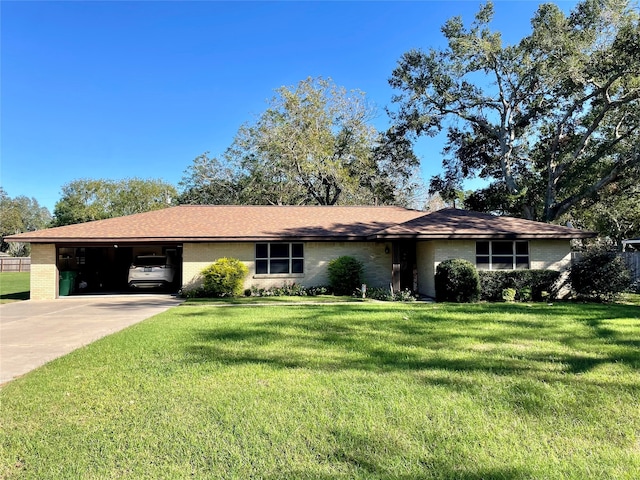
[{"x1": 5, "y1": 206, "x2": 594, "y2": 300}]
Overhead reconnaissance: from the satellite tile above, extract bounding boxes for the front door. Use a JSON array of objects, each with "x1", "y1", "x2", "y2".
[{"x1": 392, "y1": 241, "x2": 416, "y2": 292}]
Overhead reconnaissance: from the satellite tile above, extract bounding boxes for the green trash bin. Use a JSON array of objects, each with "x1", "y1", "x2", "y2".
[{"x1": 59, "y1": 271, "x2": 77, "y2": 296}]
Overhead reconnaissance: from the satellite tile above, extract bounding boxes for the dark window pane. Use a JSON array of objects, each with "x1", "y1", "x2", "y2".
[
  {"x1": 270, "y1": 244, "x2": 289, "y2": 258},
  {"x1": 256, "y1": 260, "x2": 268, "y2": 274},
  {"x1": 476, "y1": 242, "x2": 490, "y2": 255},
  {"x1": 476, "y1": 256, "x2": 490, "y2": 264},
  {"x1": 516, "y1": 242, "x2": 529, "y2": 255},
  {"x1": 270, "y1": 259, "x2": 289, "y2": 273},
  {"x1": 256, "y1": 244, "x2": 268, "y2": 258},
  {"x1": 515, "y1": 261, "x2": 530, "y2": 270},
  {"x1": 292, "y1": 243, "x2": 304, "y2": 258},
  {"x1": 493, "y1": 256, "x2": 514, "y2": 269},
  {"x1": 492, "y1": 242, "x2": 513, "y2": 255},
  {"x1": 292, "y1": 259, "x2": 304, "y2": 273}
]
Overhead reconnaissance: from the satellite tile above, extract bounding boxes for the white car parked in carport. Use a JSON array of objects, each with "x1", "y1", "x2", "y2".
[{"x1": 128, "y1": 255, "x2": 176, "y2": 289}]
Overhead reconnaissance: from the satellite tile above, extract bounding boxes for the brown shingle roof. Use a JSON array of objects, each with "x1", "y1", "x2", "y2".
[
  {"x1": 373, "y1": 208, "x2": 595, "y2": 239},
  {"x1": 5, "y1": 205, "x2": 425, "y2": 243},
  {"x1": 5, "y1": 205, "x2": 595, "y2": 244}
]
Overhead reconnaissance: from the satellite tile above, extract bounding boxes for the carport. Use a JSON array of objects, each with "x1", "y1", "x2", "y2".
[{"x1": 56, "y1": 243, "x2": 182, "y2": 295}]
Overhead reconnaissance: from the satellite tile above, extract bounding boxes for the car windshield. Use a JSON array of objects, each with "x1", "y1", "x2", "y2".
[{"x1": 134, "y1": 256, "x2": 168, "y2": 267}]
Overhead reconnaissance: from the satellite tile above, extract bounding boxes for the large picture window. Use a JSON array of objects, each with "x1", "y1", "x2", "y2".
[
  {"x1": 255, "y1": 243, "x2": 304, "y2": 275},
  {"x1": 476, "y1": 241, "x2": 529, "y2": 270}
]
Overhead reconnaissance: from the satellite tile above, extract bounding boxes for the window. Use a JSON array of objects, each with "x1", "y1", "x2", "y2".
[
  {"x1": 476, "y1": 241, "x2": 529, "y2": 270},
  {"x1": 255, "y1": 243, "x2": 304, "y2": 275}
]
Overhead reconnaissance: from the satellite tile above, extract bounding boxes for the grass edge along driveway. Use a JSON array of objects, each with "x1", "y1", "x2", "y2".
[{"x1": 1, "y1": 301, "x2": 639, "y2": 479}]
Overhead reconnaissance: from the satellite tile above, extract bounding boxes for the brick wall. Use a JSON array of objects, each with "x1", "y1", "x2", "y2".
[
  {"x1": 529, "y1": 240, "x2": 571, "y2": 270},
  {"x1": 182, "y1": 241, "x2": 393, "y2": 292},
  {"x1": 30, "y1": 243, "x2": 57, "y2": 300},
  {"x1": 415, "y1": 239, "x2": 571, "y2": 298}
]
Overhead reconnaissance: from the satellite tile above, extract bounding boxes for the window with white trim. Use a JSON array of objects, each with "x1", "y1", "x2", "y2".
[
  {"x1": 255, "y1": 243, "x2": 304, "y2": 274},
  {"x1": 476, "y1": 241, "x2": 529, "y2": 270}
]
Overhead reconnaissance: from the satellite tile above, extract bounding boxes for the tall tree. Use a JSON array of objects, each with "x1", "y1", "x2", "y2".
[
  {"x1": 567, "y1": 178, "x2": 640, "y2": 248},
  {"x1": 389, "y1": 0, "x2": 640, "y2": 221},
  {"x1": 0, "y1": 188, "x2": 51, "y2": 254},
  {"x1": 53, "y1": 178, "x2": 177, "y2": 226},
  {"x1": 224, "y1": 77, "x2": 420, "y2": 206},
  {"x1": 178, "y1": 153, "x2": 244, "y2": 205}
]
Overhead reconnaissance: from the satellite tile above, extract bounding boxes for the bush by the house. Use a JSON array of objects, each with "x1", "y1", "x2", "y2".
[
  {"x1": 200, "y1": 257, "x2": 248, "y2": 297},
  {"x1": 328, "y1": 256, "x2": 364, "y2": 296},
  {"x1": 435, "y1": 259, "x2": 480, "y2": 303},
  {"x1": 569, "y1": 248, "x2": 631, "y2": 302},
  {"x1": 357, "y1": 286, "x2": 416, "y2": 302},
  {"x1": 478, "y1": 270, "x2": 561, "y2": 302}
]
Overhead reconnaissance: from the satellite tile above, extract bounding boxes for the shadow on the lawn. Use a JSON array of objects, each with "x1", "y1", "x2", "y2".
[{"x1": 184, "y1": 303, "x2": 640, "y2": 379}]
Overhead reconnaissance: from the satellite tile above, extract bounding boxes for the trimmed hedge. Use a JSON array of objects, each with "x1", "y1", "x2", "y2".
[
  {"x1": 435, "y1": 259, "x2": 480, "y2": 303},
  {"x1": 328, "y1": 256, "x2": 364, "y2": 296},
  {"x1": 200, "y1": 257, "x2": 249, "y2": 297},
  {"x1": 478, "y1": 270, "x2": 561, "y2": 302}
]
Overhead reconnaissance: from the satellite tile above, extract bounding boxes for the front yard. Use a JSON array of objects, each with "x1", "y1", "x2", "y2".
[
  {"x1": 1, "y1": 301, "x2": 639, "y2": 479},
  {"x1": 0, "y1": 272, "x2": 29, "y2": 303}
]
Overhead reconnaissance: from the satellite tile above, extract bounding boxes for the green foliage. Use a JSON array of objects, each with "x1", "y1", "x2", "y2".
[
  {"x1": 250, "y1": 283, "x2": 330, "y2": 297},
  {"x1": 200, "y1": 258, "x2": 249, "y2": 298},
  {"x1": 327, "y1": 256, "x2": 364, "y2": 295},
  {"x1": 478, "y1": 270, "x2": 561, "y2": 302},
  {"x1": 53, "y1": 178, "x2": 177, "y2": 226},
  {"x1": 355, "y1": 286, "x2": 416, "y2": 302},
  {"x1": 390, "y1": 0, "x2": 640, "y2": 221},
  {"x1": 435, "y1": 259, "x2": 480, "y2": 303},
  {"x1": 363, "y1": 286, "x2": 393, "y2": 301},
  {"x1": 570, "y1": 248, "x2": 631, "y2": 302},
  {"x1": 566, "y1": 180, "x2": 640, "y2": 248},
  {"x1": 178, "y1": 153, "x2": 243, "y2": 205},
  {"x1": 192, "y1": 76, "x2": 421, "y2": 207},
  {"x1": 0, "y1": 188, "x2": 51, "y2": 254},
  {"x1": 502, "y1": 288, "x2": 517, "y2": 302}
]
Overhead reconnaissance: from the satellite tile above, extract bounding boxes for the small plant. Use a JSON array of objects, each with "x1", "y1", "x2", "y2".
[
  {"x1": 393, "y1": 288, "x2": 417, "y2": 302},
  {"x1": 328, "y1": 256, "x2": 364, "y2": 296},
  {"x1": 502, "y1": 288, "x2": 516, "y2": 302},
  {"x1": 250, "y1": 284, "x2": 330, "y2": 297},
  {"x1": 365, "y1": 286, "x2": 394, "y2": 301},
  {"x1": 200, "y1": 257, "x2": 248, "y2": 297},
  {"x1": 518, "y1": 286, "x2": 533, "y2": 302},
  {"x1": 435, "y1": 258, "x2": 480, "y2": 303}
]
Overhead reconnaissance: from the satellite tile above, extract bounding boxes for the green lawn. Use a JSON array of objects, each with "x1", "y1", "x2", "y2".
[
  {"x1": 1, "y1": 302, "x2": 639, "y2": 479},
  {"x1": 0, "y1": 272, "x2": 29, "y2": 303}
]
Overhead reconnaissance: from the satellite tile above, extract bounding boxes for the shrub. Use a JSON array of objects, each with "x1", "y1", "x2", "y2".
[
  {"x1": 502, "y1": 288, "x2": 516, "y2": 302},
  {"x1": 364, "y1": 286, "x2": 394, "y2": 301},
  {"x1": 250, "y1": 284, "x2": 330, "y2": 297},
  {"x1": 478, "y1": 270, "x2": 561, "y2": 302},
  {"x1": 569, "y1": 248, "x2": 631, "y2": 302},
  {"x1": 328, "y1": 256, "x2": 364, "y2": 296},
  {"x1": 435, "y1": 259, "x2": 480, "y2": 303},
  {"x1": 200, "y1": 258, "x2": 248, "y2": 297},
  {"x1": 393, "y1": 288, "x2": 417, "y2": 302}
]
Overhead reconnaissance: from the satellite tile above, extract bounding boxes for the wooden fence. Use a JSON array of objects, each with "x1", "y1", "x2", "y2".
[
  {"x1": 0, "y1": 257, "x2": 31, "y2": 272},
  {"x1": 621, "y1": 252, "x2": 640, "y2": 285}
]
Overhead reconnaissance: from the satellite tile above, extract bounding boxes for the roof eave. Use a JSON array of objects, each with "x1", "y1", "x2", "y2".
[{"x1": 370, "y1": 232, "x2": 597, "y2": 240}]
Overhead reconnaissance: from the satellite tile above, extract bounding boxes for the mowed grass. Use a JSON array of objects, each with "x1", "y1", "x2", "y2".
[
  {"x1": 0, "y1": 272, "x2": 29, "y2": 303},
  {"x1": 1, "y1": 302, "x2": 639, "y2": 479}
]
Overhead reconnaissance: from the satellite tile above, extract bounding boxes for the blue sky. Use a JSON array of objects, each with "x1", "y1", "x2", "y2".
[{"x1": 2, "y1": 0, "x2": 576, "y2": 212}]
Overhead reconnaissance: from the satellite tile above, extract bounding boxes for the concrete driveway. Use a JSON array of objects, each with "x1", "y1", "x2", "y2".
[{"x1": 0, "y1": 295, "x2": 184, "y2": 385}]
